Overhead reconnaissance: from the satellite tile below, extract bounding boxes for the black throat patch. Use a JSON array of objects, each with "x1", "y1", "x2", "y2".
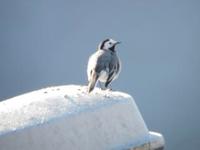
[{"x1": 109, "y1": 45, "x2": 116, "y2": 52}]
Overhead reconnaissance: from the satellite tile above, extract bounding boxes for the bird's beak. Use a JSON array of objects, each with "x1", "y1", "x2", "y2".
[{"x1": 115, "y1": 41, "x2": 121, "y2": 45}]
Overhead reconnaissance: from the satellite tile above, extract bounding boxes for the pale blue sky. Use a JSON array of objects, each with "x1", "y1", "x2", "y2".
[{"x1": 0, "y1": 0, "x2": 200, "y2": 149}]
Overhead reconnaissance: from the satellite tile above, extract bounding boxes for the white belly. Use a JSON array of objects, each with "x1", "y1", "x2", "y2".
[{"x1": 98, "y1": 70, "x2": 109, "y2": 82}]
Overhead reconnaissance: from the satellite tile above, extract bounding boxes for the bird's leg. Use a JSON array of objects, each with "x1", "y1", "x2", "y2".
[
  {"x1": 105, "y1": 80, "x2": 112, "y2": 91},
  {"x1": 98, "y1": 81, "x2": 104, "y2": 90},
  {"x1": 99, "y1": 81, "x2": 110, "y2": 91},
  {"x1": 105, "y1": 86, "x2": 112, "y2": 91}
]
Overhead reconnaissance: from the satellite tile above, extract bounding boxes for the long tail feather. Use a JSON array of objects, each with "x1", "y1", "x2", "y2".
[{"x1": 88, "y1": 71, "x2": 98, "y2": 93}]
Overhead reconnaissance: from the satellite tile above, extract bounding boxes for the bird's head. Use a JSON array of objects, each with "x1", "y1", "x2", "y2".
[{"x1": 98, "y1": 38, "x2": 121, "y2": 52}]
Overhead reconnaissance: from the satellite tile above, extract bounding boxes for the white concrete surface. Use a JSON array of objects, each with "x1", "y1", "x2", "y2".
[
  {"x1": 0, "y1": 85, "x2": 164, "y2": 150},
  {"x1": 149, "y1": 132, "x2": 165, "y2": 150}
]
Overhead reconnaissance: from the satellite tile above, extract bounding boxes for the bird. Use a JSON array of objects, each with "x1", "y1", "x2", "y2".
[{"x1": 87, "y1": 38, "x2": 121, "y2": 93}]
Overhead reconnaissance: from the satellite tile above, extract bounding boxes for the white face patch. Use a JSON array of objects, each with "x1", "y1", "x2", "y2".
[
  {"x1": 103, "y1": 39, "x2": 117, "y2": 50},
  {"x1": 98, "y1": 38, "x2": 118, "y2": 50}
]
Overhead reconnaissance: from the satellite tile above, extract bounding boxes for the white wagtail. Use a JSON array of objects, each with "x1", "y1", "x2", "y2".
[{"x1": 87, "y1": 38, "x2": 121, "y2": 93}]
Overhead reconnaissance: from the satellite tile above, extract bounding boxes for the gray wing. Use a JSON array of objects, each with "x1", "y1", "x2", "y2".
[
  {"x1": 94, "y1": 52, "x2": 111, "y2": 74},
  {"x1": 105, "y1": 55, "x2": 120, "y2": 87}
]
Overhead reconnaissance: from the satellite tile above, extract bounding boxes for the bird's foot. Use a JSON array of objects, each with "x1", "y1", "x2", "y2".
[{"x1": 106, "y1": 88, "x2": 112, "y2": 91}]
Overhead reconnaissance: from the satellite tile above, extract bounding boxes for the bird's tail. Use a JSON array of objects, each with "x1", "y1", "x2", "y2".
[{"x1": 88, "y1": 71, "x2": 98, "y2": 93}]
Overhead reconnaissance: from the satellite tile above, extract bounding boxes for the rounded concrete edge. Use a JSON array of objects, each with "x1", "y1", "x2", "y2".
[{"x1": 149, "y1": 131, "x2": 165, "y2": 150}]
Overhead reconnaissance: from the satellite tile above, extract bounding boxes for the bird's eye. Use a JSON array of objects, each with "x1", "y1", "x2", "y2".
[{"x1": 109, "y1": 42, "x2": 112, "y2": 45}]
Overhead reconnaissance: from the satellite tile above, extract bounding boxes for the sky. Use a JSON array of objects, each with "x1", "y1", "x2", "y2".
[{"x1": 0, "y1": 0, "x2": 200, "y2": 149}]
